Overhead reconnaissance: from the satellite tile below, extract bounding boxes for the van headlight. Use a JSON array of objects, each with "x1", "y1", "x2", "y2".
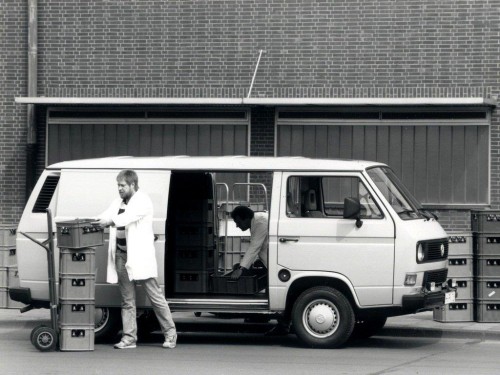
[{"x1": 417, "y1": 243, "x2": 425, "y2": 263}]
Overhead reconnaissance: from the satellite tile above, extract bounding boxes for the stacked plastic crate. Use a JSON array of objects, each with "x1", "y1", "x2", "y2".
[
  {"x1": 0, "y1": 225, "x2": 20, "y2": 309},
  {"x1": 56, "y1": 219, "x2": 102, "y2": 351},
  {"x1": 174, "y1": 199, "x2": 215, "y2": 293},
  {"x1": 472, "y1": 211, "x2": 500, "y2": 322},
  {"x1": 433, "y1": 232, "x2": 474, "y2": 322}
]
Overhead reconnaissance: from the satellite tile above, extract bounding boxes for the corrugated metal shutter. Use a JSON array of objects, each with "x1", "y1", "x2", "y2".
[
  {"x1": 277, "y1": 121, "x2": 489, "y2": 206},
  {"x1": 46, "y1": 109, "x2": 249, "y2": 164}
]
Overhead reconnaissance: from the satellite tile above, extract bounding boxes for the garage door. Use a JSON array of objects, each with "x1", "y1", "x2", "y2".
[
  {"x1": 276, "y1": 107, "x2": 490, "y2": 207},
  {"x1": 46, "y1": 108, "x2": 249, "y2": 164}
]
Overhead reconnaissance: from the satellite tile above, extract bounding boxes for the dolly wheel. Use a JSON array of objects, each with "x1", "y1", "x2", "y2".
[
  {"x1": 32, "y1": 326, "x2": 58, "y2": 352},
  {"x1": 30, "y1": 325, "x2": 47, "y2": 345}
]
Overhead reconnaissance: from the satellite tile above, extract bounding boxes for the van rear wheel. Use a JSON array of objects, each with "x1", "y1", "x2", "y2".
[
  {"x1": 292, "y1": 286, "x2": 354, "y2": 348},
  {"x1": 95, "y1": 307, "x2": 121, "y2": 342}
]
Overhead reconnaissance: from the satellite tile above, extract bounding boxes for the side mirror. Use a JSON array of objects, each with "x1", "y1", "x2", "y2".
[{"x1": 343, "y1": 197, "x2": 363, "y2": 228}]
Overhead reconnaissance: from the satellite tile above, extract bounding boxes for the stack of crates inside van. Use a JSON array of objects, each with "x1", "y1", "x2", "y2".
[
  {"x1": 433, "y1": 232, "x2": 474, "y2": 322},
  {"x1": 174, "y1": 199, "x2": 215, "y2": 293},
  {"x1": 0, "y1": 225, "x2": 21, "y2": 309},
  {"x1": 56, "y1": 219, "x2": 102, "y2": 351},
  {"x1": 471, "y1": 211, "x2": 500, "y2": 322}
]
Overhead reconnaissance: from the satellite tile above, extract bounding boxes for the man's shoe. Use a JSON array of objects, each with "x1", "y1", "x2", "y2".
[
  {"x1": 162, "y1": 334, "x2": 177, "y2": 349},
  {"x1": 265, "y1": 325, "x2": 290, "y2": 336},
  {"x1": 114, "y1": 340, "x2": 137, "y2": 349}
]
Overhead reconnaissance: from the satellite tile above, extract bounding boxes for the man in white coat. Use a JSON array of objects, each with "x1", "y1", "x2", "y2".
[{"x1": 94, "y1": 170, "x2": 177, "y2": 349}]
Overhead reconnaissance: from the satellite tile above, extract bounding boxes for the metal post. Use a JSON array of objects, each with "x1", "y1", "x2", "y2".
[
  {"x1": 26, "y1": 0, "x2": 38, "y2": 200},
  {"x1": 247, "y1": 50, "x2": 265, "y2": 98}
]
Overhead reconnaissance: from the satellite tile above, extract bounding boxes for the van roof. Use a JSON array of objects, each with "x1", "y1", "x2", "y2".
[{"x1": 48, "y1": 155, "x2": 387, "y2": 172}]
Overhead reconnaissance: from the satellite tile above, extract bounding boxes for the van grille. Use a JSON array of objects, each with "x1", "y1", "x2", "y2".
[
  {"x1": 421, "y1": 238, "x2": 448, "y2": 262},
  {"x1": 423, "y1": 268, "x2": 448, "y2": 285}
]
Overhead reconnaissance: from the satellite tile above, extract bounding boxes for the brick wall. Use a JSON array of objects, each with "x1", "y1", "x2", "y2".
[
  {"x1": 2, "y1": 0, "x2": 500, "y2": 230},
  {"x1": 1, "y1": 1, "x2": 28, "y2": 223}
]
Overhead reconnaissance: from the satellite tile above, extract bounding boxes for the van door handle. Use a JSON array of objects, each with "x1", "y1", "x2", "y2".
[{"x1": 279, "y1": 237, "x2": 299, "y2": 243}]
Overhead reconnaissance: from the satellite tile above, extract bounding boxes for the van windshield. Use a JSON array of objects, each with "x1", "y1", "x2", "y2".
[{"x1": 367, "y1": 167, "x2": 424, "y2": 220}]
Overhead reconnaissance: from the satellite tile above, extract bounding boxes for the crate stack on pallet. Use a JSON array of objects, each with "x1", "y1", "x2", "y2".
[
  {"x1": 434, "y1": 232, "x2": 475, "y2": 322},
  {"x1": 174, "y1": 199, "x2": 216, "y2": 294},
  {"x1": 472, "y1": 211, "x2": 500, "y2": 323},
  {"x1": 56, "y1": 219, "x2": 103, "y2": 351},
  {"x1": 0, "y1": 225, "x2": 24, "y2": 309}
]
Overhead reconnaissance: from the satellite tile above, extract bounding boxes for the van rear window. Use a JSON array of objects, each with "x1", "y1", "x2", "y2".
[{"x1": 32, "y1": 175, "x2": 60, "y2": 213}]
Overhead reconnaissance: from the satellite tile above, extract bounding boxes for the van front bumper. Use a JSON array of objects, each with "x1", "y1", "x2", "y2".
[{"x1": 402, "y1": 285, "x2": 457, "y2": 312}]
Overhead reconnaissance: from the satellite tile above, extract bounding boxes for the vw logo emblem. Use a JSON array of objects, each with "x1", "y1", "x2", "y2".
[{"x1": 440, "y1": 244, "x2": 445, "y2": 256}]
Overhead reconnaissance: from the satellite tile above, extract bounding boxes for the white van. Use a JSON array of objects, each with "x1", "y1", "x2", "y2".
[{"x1": 10, "y1": 156, "x2": 456, "y2": 348}]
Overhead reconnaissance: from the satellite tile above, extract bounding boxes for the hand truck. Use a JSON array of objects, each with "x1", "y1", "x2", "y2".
[{"x1": 21, "y1": 208, "x2": 59, "y2": 352}]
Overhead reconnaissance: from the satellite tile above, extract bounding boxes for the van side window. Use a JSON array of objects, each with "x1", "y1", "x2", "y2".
[
  {"x1": 286, "y1": 176, "x2": 382, "y2": 219},
  {"x1": 32, "y1": 175, "x2": 60, "y2": 213}
]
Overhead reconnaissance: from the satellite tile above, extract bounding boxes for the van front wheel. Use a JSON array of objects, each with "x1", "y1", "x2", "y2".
[{"x1": 292, "y1": 286, "x2": 354, "y2": 348}]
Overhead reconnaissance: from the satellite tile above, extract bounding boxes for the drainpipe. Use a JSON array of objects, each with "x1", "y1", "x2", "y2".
[{"x1": 26, "y1": 0, "x2": 37, "y2": 200}]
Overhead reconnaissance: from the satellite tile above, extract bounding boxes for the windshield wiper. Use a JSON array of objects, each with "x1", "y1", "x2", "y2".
[{"x1": 418, "y1": 208, "x2": 438, "y2": 221}]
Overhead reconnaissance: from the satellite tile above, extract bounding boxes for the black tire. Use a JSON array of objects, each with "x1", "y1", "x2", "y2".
[
  {"x1": 32, "y1": 326, "x2": 58, "y2": 352},
  {"x1": 30, "y1": 324, "x2": 48, "y2": 345},
  {"x1": 194, "y1": 312, "x2": 202, "y2": 317},
  {"x1": 292, "y1": 286, "x2": 355, "y2": 348},
  {"x1": 94, "y1": 307, "x2": 121, "y2": 342},
  {"x1": 137, "y1": 311, "x2": 160, "y2": 340},
  {"x1": 350, "y1": 317, "x2": 387, "y2": 340}
]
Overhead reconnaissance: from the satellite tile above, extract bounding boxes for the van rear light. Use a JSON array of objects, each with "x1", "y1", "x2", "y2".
[{"x1": 404, "y1": 273, "x2": 417, "y2": 286}]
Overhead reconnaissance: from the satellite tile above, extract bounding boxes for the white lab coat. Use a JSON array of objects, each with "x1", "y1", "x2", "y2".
[{"x1": 98, "y1": 190, "x2": 158, "y2": 283}]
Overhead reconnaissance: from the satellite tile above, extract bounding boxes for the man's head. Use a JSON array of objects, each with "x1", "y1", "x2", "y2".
[
  {"x1": 230, "y1": 206, "x2": 254, "y2": 232},
  {"x1": 116, "y1": 170, "x2": 139, "y2": 202}
]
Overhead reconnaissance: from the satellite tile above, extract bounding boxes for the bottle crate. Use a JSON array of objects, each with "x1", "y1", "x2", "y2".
[
  {"x1": 454, "y1": 277, "x2": 474, "y2": 300},
  {"x1": 0, "y1": 267, "x2": 7, "y2": 288},
  {"x1": 7, "y1": 266, "x2": 19, "y2": 288},
  {"x1": 59, "y1": 298, "x2": 95, "y2": 325},
  {"x1": 175, "y1": 246, "x2": 215, "y2": 271},
  {"x1": 471, "y1": 211, "x2": 500, "y2": 233},
  {"x1": 0, "y1": 287, "x2": 7, "y2": 308},
  {"x1": 475, "y1": 277, "x2": 500, "y2": 300},
  {"x1": 174, "y1": 271, "x2": 211, "y2": 294},
  {"x1": 474, "y1": 234, "x2": 500, "y2": 256},
  {"x1": 433, "y1": 301, "x2": 474, "y2": 322},
  {"x1": 447, "y1": 255, "x2": 474, "y2": 278},
  {"x1": 175, "y1": 223, "x2": 214, "y2": 247},
  {"x1": 212, "y1": 273, "x2": 267, "y2": 295},
  {"x1": 0, "y1": 247, "x2": 17, "y2": 267},
  {"x1": 59, "y1": 274, "x2": 95, "y2": 299},
  {"x1": 59, "y1": 248, "x2": 96, "y2": 275},
  {"x1": 175, "y1": 199, "x2": 214, "y2": 223},
  {"x1": 56, "y1": 219, "x2": 104, "y2": 249},
  {"x1": 475, "y1": 300, "x2": 500, "y2": 323},
  {"x1": 0, "y1": 225, "x2": 17, "y2": 247},
  {"x1": 59, "y1": 324, "x2": 94, "y2": 351},
  {"x1": 476, "y1": 256, "x2": 500, "y2": 278},
  {"x1": 448, "y1": 233, "x2": 473, "y2": 256}
]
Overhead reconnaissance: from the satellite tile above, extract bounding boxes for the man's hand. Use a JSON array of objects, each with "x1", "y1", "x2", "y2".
[
  {"x1": 91, "y1": 218, "x2": 112, "y2": 230},
  {"x1": 230, "y1": 268, "x2": 243, "y2": 280}
]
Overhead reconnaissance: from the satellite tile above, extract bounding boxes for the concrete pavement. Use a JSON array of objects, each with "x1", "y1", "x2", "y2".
[{"x1": 2, "y1": 307, "x2": 500, "y2": 342}]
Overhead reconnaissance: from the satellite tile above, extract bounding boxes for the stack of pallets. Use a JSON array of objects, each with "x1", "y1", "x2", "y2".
[
  {"x1": 56, "y1": 219, "x2": 102, "y2": 351},
  {"x1": 0, "y1": 225, "x2": 24, "y2": 309}
]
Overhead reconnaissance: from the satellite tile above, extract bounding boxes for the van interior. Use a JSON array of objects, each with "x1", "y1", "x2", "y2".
[{"x1": 165, "y1": 171, "x2": 271, "y2": 301}]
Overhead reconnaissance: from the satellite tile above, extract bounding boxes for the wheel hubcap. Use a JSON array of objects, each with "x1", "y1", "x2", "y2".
[{"x1": 303, "y1": 299, "x2": 339, "y2": 338}]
